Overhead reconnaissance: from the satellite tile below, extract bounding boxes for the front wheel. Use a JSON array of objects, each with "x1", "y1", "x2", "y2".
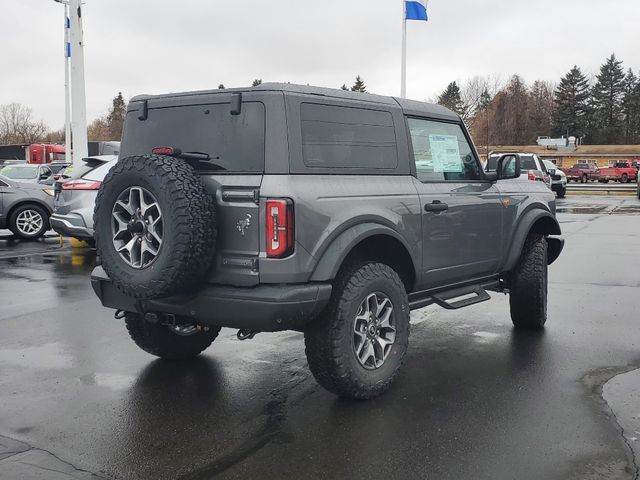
[
  {"x1": 9, "y1": 204, "x2": 49, "y2": 240},
  {"x1": 509, "y1": 235, "x2": 548, "y2": 329},
  {"x1": 581, "y1": 174, "x2": 587, "y2": 183},
  {"x1": 557, "y1": 188, "x2": 566, "y2": 199},
  {"x1": 304, "y1": 262, "x2": 410, "y2": 399},
  {"x1": 124, "y1": 313, "x2": 221, "y2": 360},
  {"x1": 621, "y1": 174, "x2": 629, "y2": 183}
]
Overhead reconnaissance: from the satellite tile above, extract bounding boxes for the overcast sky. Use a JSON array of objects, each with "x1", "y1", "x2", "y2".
[{"x1": 3, "y1": 0, "x2": 639, "y2": 129}]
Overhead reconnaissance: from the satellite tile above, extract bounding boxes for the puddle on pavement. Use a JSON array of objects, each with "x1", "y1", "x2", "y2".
[
  {"x1": 556, "y1": 206, "x2": 609, "y2": 214},
  {"x1": 0, "y1": 342, "x2": 73, "y2": 369},
  {"x1": 79, "y1": 373, "x2": 136, "y2": 390},
  {"x1": 472, "y1": 331, "x2": 501, "y2": 343}
]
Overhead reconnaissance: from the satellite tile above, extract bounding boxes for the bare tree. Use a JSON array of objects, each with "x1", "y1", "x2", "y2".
[
  {"x1": 87, "y1": 117, "x2": 111, "y2": 141},
  {"x1": 0, "y1": 103, "x2": 48, "y2": 144},
  {"x1": 461, "y1": 75, "x2": 503, "y2": 125}
]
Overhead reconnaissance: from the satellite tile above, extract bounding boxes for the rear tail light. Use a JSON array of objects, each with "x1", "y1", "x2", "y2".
[
  {"x1": 527, "y1": 170, "x2": 537, "y2": 181},
  {"x1": 61, "y1": 179, "x2": 102, "y2": 190},
  {"x1": 152, "y1": 146, "x2": 180, "y2": 156},
  {"x1": 266, "y1": 199, "x2": 294, "y2": 258}
]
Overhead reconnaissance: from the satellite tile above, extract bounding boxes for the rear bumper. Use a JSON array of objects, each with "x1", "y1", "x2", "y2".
[
  {"x1": 90, "y1": 267, "x2": 333, "y2": 332},
  {"x1": 50, "y1": 213, "x2": 93, "y2": 240}
]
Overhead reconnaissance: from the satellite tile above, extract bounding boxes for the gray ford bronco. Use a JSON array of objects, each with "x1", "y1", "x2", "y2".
[{"x1": 92, "y1": 83, "x2": 564, "y2": 399}]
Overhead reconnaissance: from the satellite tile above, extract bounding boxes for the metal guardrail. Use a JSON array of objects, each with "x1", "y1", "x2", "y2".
[{"x1": 566, "y1": 183, "x2": 637, "y2": 194}]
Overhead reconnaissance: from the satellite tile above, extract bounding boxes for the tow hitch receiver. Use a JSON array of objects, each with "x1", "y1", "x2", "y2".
[{"x1": 237, "y1": 329, "x2": 257, "y2": 340}]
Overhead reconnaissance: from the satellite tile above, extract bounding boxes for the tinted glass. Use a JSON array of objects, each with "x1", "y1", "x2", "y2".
[
  {"x1": 84, "y1": 160, "x2": 116, "y2": 181},
  {"x1": 300, "y1": 103, "x2": 397, "y2": 169},
  {"x1": 0, "y1": 165, "x2": 39, "y2": 179},
  {"x1": 120, "y1": 102, "x2": 265, "y2": 172},
  {"x1": 520, "y1": 156, "x2": 537, "y2": 170},
  {"x1": 407, "y1": 118, "x2": 482, "y2": 182}
]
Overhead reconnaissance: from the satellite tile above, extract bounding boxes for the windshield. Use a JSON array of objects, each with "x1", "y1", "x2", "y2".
[
  {"x1": 120, "y1": 101, "x2": 265, "y2": 173},
  {"x1": 543, "y1": 160, "x2": 557, "y2": 170},
  {"x1": 0, "y1": 165, "x2": 38, "y2": 179}
]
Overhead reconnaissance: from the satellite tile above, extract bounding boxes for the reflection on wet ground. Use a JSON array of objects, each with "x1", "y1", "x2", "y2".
[{"x1": 0, "y1": 196, "x2": 639, "y2": 479}]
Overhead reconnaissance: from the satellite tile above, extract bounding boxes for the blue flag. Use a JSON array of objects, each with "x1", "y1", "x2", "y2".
[{"x1": 405, "y1": 1, "x2": 428, "y2": 21}]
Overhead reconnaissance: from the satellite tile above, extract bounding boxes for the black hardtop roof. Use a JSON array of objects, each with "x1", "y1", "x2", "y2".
[{"x1": 130, "y1": 83, "x2": 459, "y2": 121}]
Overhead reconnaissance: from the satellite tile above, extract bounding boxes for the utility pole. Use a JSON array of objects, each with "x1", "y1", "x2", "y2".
[
  {"x1": 401, "y1": 0, "x2": 407, "y2": 98},
  {"x1": 63, "y1": 4, "x2": 71, "y2": 164},
  {"x1": 54, "y1": 0, "x2": 88, "y2": 167}
]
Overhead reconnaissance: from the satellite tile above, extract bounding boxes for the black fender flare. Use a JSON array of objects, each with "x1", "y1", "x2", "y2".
[
  {"x1": 502, "y1": 209, "x2": 563, "y2": 272},
  {"x1": 309, "y1": 223, "x2": 418, "y2": 282}
]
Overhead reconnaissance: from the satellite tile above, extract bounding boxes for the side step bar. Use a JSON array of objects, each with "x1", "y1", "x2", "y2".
[{"x1": 408, "y1": 279, "x2": 500, "y2": 311}]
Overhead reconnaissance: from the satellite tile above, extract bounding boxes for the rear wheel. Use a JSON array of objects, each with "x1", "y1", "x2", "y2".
[
  {"x1": 304, "y1": 262, "x2": 410, "y2": 399},
  {"x1": 9, "y1": 204, "x2": 49, "y2": 240},
  {"x1": 581, "y1": 174, "x2": 587, "y2": 183},
  {"x1": 621, "y1": 173, "x2": 629, "y2": 183},
  {"x1": 509, "y1": 234, "x2": 548, "y2": 329},
  {"x1": 124, "y1": 313, "x2": 220, "y2": 360}
]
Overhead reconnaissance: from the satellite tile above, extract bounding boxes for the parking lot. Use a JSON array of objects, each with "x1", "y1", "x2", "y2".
[{"x1": 0, "y1": 195, "x2": 639, "y2": 480}]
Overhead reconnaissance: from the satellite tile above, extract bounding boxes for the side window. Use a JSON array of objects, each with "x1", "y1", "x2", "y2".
[
  {"x1": 407, "y1": 118, "x2": 483, "y2": 182},
  {"x1": 300, "y1": 103, "x2": 398, "y2": 169}
]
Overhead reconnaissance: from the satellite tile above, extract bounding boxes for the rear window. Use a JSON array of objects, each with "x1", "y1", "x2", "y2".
[
  {"x1": 84, "y1": 160, "x2": 116, "y2": 181},
  {"x1": 120, "y1": 102, "x2": 265, "y2": 173},
  {"x1": 300, "y1": 103, "x2": 397, "y2": 169}
]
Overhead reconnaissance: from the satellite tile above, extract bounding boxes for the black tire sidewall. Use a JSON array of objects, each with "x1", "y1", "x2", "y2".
[
  {"x1": 96, "y1": 167, "x2": 177, "y2": 291},
  {"x1": 94, "y1": 155, "x2": 216, "y2": 299},
  {"x1": 9, "y1": 204, "x2": 49, "y2": 240}
]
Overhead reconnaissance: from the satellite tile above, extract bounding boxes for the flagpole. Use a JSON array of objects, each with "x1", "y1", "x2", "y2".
[{"x1": 401, "y1": 0, "x2": 407, "y2": 98}]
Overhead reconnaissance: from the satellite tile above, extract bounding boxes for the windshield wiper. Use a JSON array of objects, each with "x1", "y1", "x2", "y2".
[{"x1": 179, "y1": 151, "x2": 226, "y2": 170}]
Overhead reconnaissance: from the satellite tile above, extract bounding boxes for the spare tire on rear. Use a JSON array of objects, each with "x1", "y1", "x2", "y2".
[{"x1": 94, "y1": 154, "x2": 216, "y2": 299}]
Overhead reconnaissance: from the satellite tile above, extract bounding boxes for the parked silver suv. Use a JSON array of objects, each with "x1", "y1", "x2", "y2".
[{"x1": 91, "y1": 84, "x2": 564, "y2": 399}]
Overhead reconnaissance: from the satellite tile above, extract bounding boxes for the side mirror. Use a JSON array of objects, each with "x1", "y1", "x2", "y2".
[{"x1": 496, "y1": 154, "x2": 521, "y2": 180}]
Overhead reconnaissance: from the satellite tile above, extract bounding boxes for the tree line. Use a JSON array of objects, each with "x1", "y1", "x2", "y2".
[
  {"x1": 438, "y1": 54, "x2": 640, "y2": 146},
  {"x1": 3, "y1": 59, "x2": 639, "y2": 147}
]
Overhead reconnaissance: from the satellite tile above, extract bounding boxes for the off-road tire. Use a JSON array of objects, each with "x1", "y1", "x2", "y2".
[
  {"x1": 124, "y1": 313, "x2": 221, "y2": 360},
  {"x1": 94, "y1": 155, "x2": 216, "y2": 299},
  {"x1": 9, "y1": 203, "x2": 50, "y2": 240},
  {"x1": 509, "y1": 234, "x2": 548, "y2": 329},
  {"x1": 304, "y1": 262, "x2": 410, "y2": 399}
]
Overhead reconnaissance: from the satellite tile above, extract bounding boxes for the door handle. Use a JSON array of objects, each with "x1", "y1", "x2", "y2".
[{"x1": 424, "y1": 200, "x2": 449, "y2": 213}]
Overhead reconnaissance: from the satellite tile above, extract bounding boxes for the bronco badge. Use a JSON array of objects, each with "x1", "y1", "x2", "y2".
[{"x1": 236, "y1": 213, "x2": 252, "y2": 236}]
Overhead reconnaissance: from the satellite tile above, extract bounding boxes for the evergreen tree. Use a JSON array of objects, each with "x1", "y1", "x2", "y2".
[
  {"x1": 252, "y1": 79, "x2": 262, "y2": 87},
  {"x1": 622, "y1": 69, "x2": 640, "y2": 143},
  {"x1": 437, "y1": 81, "x2": 465, "y2": 116},
  {"x1": 350, "y1": 76, "x2": 366, "y2": 92},
  {"x1": 478, "y1": 88, "x2": 492, "y2": 111},
  {"x1": 552, "y1": 66, "x2": 590, "y2": 138},
  {"x1": 591, "y1": 54, "x2": 626, "y2": 143},
  {"x1": 218, "y1": 84, "x2": 225, "y2": 89},
  {"x1": 106, "y1": 92, "x2": 126, "y2": 141},
  {"x1": 340, "y1": 84, "x2": 349, "y2": 91}
]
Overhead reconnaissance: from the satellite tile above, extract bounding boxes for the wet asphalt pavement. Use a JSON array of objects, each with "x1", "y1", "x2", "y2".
[{"x1": 0, "y1": 196, "x2": 639, "y2": 480}]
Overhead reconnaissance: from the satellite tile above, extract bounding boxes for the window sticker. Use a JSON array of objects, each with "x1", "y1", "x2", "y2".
[{"x1": 428, "y1": 134, "x2": 462, "y2": 173}]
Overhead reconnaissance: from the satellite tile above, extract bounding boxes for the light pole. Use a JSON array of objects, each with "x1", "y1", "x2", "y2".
[{"x1": 53, "y1": 0, "x2": 88, "y2": 168}]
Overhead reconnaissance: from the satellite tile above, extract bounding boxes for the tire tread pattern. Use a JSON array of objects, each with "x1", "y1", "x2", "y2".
[
  {"x1": 94, "y1": 155, "x2": 216, "y2": 299},
  {"x1": 509, "y1": 234, "x2": 548, "y2": 329},
  {"x1": 304, "y1": 262, "x2": 409, "y2": 399},
  {"x1": 125, "y1": 313, "x2": 220, "y2": 360}
]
